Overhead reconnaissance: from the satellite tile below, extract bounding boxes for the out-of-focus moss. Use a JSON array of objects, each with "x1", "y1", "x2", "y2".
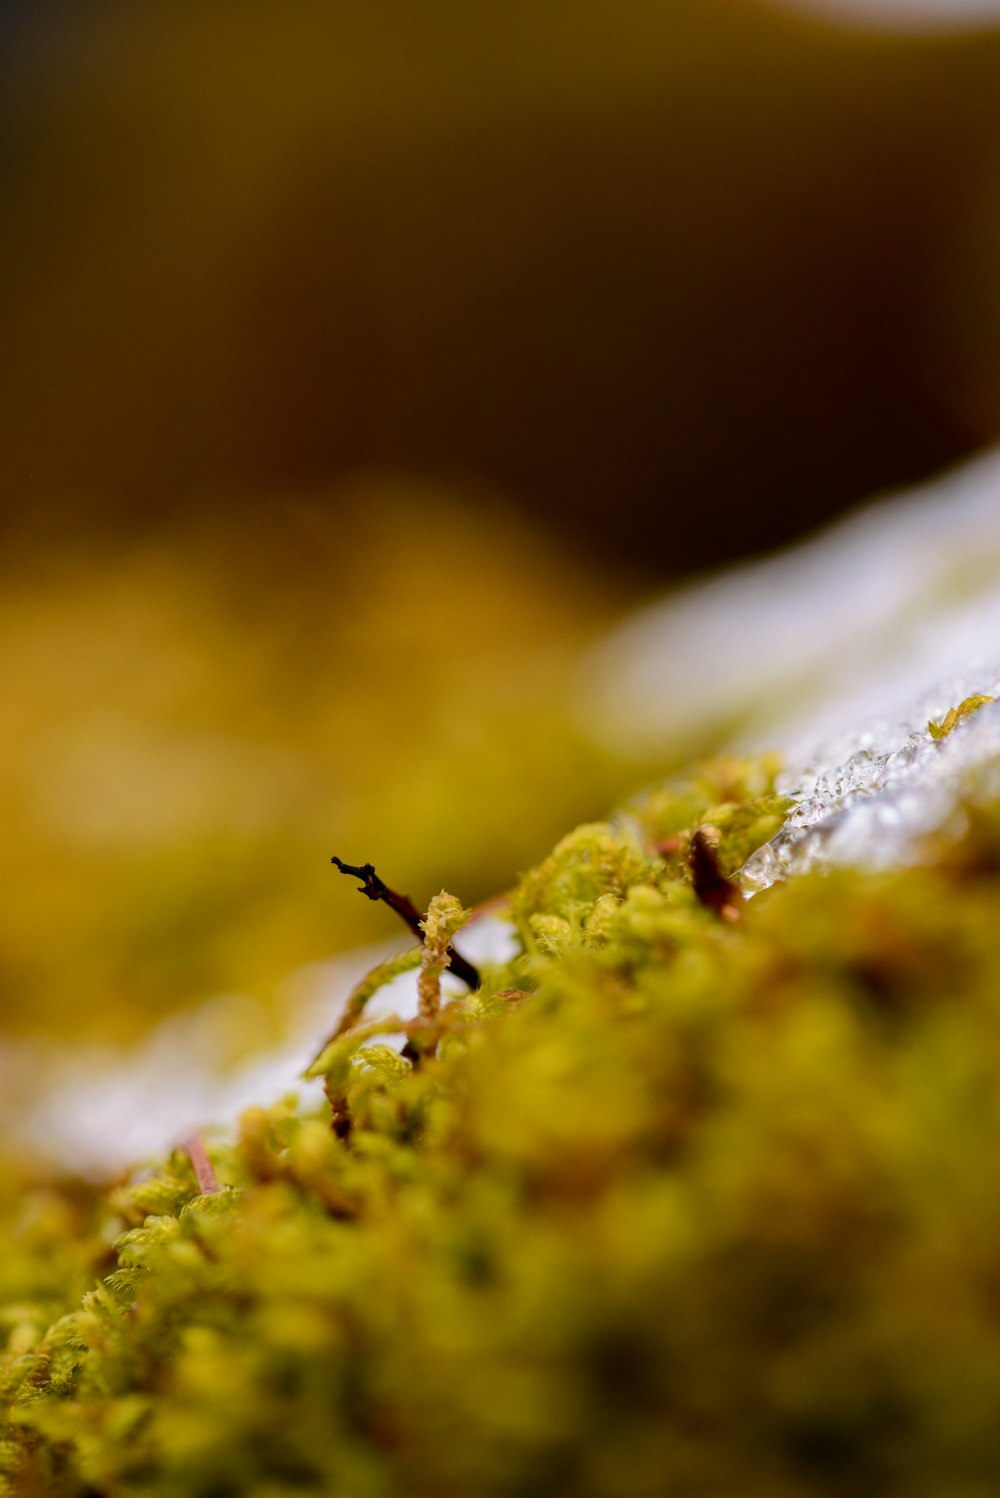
[
  {"x1": 0, "y1": 498, "x2": 642, "y2": 1046},
  {"x1": 8, "y1": 753, "x2": 1000, "y2": 1494}
]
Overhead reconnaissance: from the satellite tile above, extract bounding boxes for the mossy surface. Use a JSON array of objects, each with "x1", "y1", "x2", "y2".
[{"x1": 6, "y1": 757, "x2": 1000, "y2": 1495}]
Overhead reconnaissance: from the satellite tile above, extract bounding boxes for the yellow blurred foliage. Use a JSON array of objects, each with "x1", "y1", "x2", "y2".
[{"x1": 0, "y1": 486, "x2": 640, "y2": 1042}]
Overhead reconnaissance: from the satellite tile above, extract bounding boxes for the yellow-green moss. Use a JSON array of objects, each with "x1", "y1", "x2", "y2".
[
  {"x1": 7, "y1": 755, "x2": 1000, "y2": 1495},
  {"x1": 927, "y1": 693, "x2": 994, "y2": 739}
]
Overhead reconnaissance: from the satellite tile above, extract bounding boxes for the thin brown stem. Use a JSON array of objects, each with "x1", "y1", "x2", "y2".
[{"x1": 184, "y1": 1135, "x2": 221, "y2": 1194}]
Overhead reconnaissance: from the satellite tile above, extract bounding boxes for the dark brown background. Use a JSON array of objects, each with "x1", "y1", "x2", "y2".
[{"x1": 3, "y1": 0, "x2": 1000, "y2": 578}]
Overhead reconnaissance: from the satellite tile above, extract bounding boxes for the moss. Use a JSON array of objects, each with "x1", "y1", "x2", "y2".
[
  {"x1": 927, "y1": 693, "x2": 994, "y2": 740},
  {"x1": 8, "y1": 753, "x2": 1000, "y2": 1494}
]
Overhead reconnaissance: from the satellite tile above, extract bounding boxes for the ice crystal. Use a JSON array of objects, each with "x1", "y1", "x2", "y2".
[{"x1": 740, "y1": 668, "x2": 1000, "y2": 893}]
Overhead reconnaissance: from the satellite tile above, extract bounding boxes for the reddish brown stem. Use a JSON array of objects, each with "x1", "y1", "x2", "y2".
[
  {"x1": 688, "y1": 826, "x2": 743, "y2": 924},
  {"x1": 185, "y1": 1135, "x2": 221, "y2": 1194}
]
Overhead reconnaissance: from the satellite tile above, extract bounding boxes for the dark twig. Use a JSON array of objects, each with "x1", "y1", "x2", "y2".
[{"x1": 331, "y1": 858, "x2": 481, "y2": 989}]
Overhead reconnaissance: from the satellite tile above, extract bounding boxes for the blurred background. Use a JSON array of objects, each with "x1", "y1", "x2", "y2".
[{"x1": 3, "y1": 0, "x2": 1000, "y2": 1069}]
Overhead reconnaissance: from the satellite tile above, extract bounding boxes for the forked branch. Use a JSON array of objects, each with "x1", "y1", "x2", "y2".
[{"x1": 331, "y1": 858, "x2": 480, "y2": 989}]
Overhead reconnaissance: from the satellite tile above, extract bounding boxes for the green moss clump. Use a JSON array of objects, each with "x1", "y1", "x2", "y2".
[{"x1": 7, "y1": 755, "x2": 1000, "y2": 1494}]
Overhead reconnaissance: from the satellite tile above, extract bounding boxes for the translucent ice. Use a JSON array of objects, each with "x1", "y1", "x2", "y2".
[{"x1": 739, "y1": 680, "x2": 1000, "y2": 894}]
